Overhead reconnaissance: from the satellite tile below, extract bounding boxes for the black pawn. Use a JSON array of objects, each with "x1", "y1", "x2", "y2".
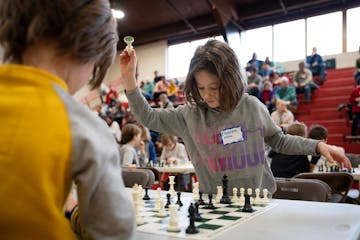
[
  {"x1": 205, "y1": 193, "x2": 216, "y2": 209},
  {"x1": 220, "y1": 174, "x2": 231, "y2": 204},
  {"x1": 198, "y1": 192, "x2": 205, "y2": 205},
  {"x1": 176, "y1": 192, "x2": 183, "y2": 207},
  {"x1": 242, "y1": 194, "x2": 253, "y2": 213},
  {"x1": 352, "y1": 168, "x2": 355, "y2": 173},
  {"x1": 165, "y1": 193, "x2": 171, "y2": 208},
  {"x1": 143, "y1": 187, "x2": 150, "y2": 200},
  {"x1": 186, "y1": 203, "x2": 199, "y2": 234},
  {"x1": 194, "y1": 202, "x2": 202, "y2": 221}
]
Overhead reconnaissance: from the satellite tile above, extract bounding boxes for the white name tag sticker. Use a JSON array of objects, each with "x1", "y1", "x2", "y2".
[{"x1": 220, "y1": 126, "x2": 244, "y2": 145}]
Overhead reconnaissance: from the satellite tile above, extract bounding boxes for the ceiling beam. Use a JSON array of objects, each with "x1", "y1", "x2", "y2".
[{"x1": 166, "y1": 0, "x2": 197, "y2": 33}]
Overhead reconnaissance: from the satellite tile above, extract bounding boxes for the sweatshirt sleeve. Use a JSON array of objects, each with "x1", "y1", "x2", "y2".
[
  {"x1": 258, "y1": 99, "x2": 319, "y2": 155},
  {"x1": 57, "y1": 87, "x2": 135, "y2": 240},
  {"x1": 126, "y1": 88, "x2": 187, "y2": 138}
]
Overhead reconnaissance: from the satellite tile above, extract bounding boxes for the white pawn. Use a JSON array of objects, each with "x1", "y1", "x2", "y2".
[
  {"x1": 156, "y1": 199, "x2": 167, "y2": 217},
  {"x1": 215, "y1": 186, "x2": 223, "y2": 203},
  {"x1": 247, "y1": 188, "x2": 254, "y2": 204},
  {"x1": 123, "y1": 36, "x2": 134, "y2": 54},
  {"x1": 262, "y1": 188, "x2": 270, "y2": 204},
  {"x1": 231, "y1": 187, "x2": 238, "y2": 202},
  {"x1": 239, "y1": 188, "x2": 245, "y2": 205},
  {"x1": 153, "y1": 187, "x2": 161, "y2": 212},
  {"x1": 132, "y1": 191, "x2": 143, "y2": 225},
  {"x1": 254, "y1": 188, "x2": 261, "y2": 205},
  {"x1": 192, "y1": 182, "x2": 200, "y2": 201},
  {"x1": 167, "y1": 204, "x2": 180, "y2": 232},
  {"x1": 168, "y1": 176, "x2": 176, "y2": 198}
]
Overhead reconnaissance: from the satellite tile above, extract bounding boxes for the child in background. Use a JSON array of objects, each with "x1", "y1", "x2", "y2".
[
  {"x1": 160, "y1": 134, "x2": 189, "y2": 166},
  {"x1": 138, "y1": 124, "x2": 157, "y2": 165},
  {"x1": 259, "y1": 81, "x2": 274, "y2": 112},
  {"x1": 0, "y1": 0, "x2": 134, "y2": 239},
  {"x1": 119, "y1": 124, "x2": 146, "y2": 167},
  {"x1": 308, "y1": 124, "x2": 345, "y2": 171},
  {"x1": 120, "y1": 39, "x2": 351, "y2": 195},
  {"x1": 269, "y1": 122, "x2": 310, "y2": 178}
]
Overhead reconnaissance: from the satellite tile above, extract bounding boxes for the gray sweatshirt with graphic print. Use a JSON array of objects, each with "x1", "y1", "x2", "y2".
[{"x1": 126, "y1": 88, "x2": 319, "y2": 194}]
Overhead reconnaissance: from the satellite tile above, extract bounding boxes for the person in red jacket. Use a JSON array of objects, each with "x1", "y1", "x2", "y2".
[{"x1": 349, "y1": 79, "x2": 360, "y2": 135}]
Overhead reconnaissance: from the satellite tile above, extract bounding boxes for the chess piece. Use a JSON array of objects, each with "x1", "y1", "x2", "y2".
[
  {"x1": 132, "y1": 191, "x2": 144, "y2": 225},
  {"x1": 165, "y1": 193, "x2": 171, "y2": 208},
  {"x1": 192, "y1": 182, "x2": 200, "y2": 201},
  {"x1": 167, "y1": 204, "x2": 180, "y2": 232},
  {"x1": 169, "y1": 176, "x2": 176, "y2": 198},
  {"x1": 194, "y1": 202, "x2": 202, "y2": 221},
  {"x1": 262, "y1": 188, "x2": 269, "y2": 204},
  {"x1": 205, "y1": 193, "x2": 216, "y2": 209},
  {"x1": 215, "y1": 186, "x2": 223, "y2": 203},
  {"x1": 123, "y1": 36, "x2": 134, "y2": 54},
  {"x1": 247, "y1": 188, "x2": 254, "y2": 204},
  {"x1": 198, "y1": 192, "x2": 205, "y2": 205},
  {"x1": 254, "y1": 188, "x2": 261, "y2": 205},
  {"x1": 242, "y1": 194, "x2": 253, "y2": 213},
  {"x1": 185, "y1": 203, "x2": 199, "y2": 234},
  {"x1": 143, "y1": 187, "x2": 150, "y2": 200},
  {"x1": 231, "y1": 188, "x2": 238, "y2": 202},
  {"x1": 239, "y1": 187, "x2": 245, "y2": 205},
  {"x1": 176, "y1": 192, "x2": 183, "y2": 207},
  {"x1": 153, "y1": 187, "x2": 162, "y2": 212},
  {"x1": 220, "y1": 175, "x2": 231, "y2": 204},
  {"x1": 156, "y1": 199, "x2": 167, "y2": 217}
]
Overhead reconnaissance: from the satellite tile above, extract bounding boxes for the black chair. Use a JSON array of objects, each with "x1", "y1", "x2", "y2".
[
  {"x1": 273, "y1": 177, "x2": 331, "y2": 202},
  {"x1": 294, "y1": 172, "x2": 353, "y2": 203}
]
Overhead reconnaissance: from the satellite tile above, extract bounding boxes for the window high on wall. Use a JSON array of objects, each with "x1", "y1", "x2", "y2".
[
  {"x1": 239, "y1": 26, "x2": 272, "y2": 66},
  {"x1": 346, "y1": 7, "x2": 360, "y2": 52},
  {"x1": 307, "y1": 12, "x2": 342, "y2": 56},
  {"x1": 273, "y1": 19, "x2": 305, "y2": 62},
  {"x1": 167, "y1": 36, "x2": 224, "y2": 79}
]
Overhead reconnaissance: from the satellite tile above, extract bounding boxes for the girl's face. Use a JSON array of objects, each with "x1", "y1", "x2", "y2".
[
  {"x1": 134, "y1": 133, "x2": 142, "y2": 145},
  {"x1": 195, "y1": 70, "x2": 220, "y2": 108},
  {"x1": 165, "y1": 141, "x2": 176, "y2": 151}
]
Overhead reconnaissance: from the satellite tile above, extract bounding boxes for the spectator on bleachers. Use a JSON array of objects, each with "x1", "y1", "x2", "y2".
[
  {"x1": 247, "y1": 67, "x2": 262, "y2": 97},
  {"x1": 275, "y1": 76, "x2": 298, "y2": 113},
  {"x1": 137, "y1": 124, "x2": 157, "y2": 166},
  {"x1": 306, "y1": 47, "x2": 326, "y2": 83},
  {"x1": 261, "y1": 56, "x2": 274, "y2": 78},
  {"x1": 293, "y1": 61, "x2": 319, "y2": 103},
  {"x1": 153, "y1": 76, "x2": 168, "y2": 103},
  {"x1": 108, "y1": 101, "x2": 126, "y2": 127},
  {"x1": 272, "y1": 71, "x2": 282, "y2": 86},
  {"x1": 269, "y1": 121, "x2": 310, "y2": 178},
  {"x1": 105, "y1": 115, "x2": 122, "y2": 143},
  {"x1": 105, "y1": 85, "x2": 118, "y2": 108},
  {"x1": 154, "y1": 70, "x2": 162, "y2": 83},
  {"x1": 349, "y1": 78, "x2": 360, "y2": 136},
  {"x1": 308, "y1": 124, "x2": 345, "y2": 171},
  {"x1": 119, "y1": 124, "x2": 146, "y2": 167},
  {"x1": 167, "y1": 79, "x2": 178, "y2": 102},
  {"x1": 271, "y1": 99, "x2": 295, "y2": 132},
  {"x1": 259, "y1": 81, "x2": 274, "y2": 112},
  {"x1": 246, "y1": 52, "x2": 263, "y2": 73},
  {"x1": 354, "y1": 46, "x2": 360, "y2": 84},
  {"x1": 159, "y1": 93, "x2": 174, "y2": 109},
  {"x1": 143, "y1": 79, "x2": 154, "y2": 100}
]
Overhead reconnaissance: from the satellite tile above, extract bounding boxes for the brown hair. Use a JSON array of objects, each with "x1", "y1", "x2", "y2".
[
  {"x1": 286, "y1": 121, "x2": 307, "y2": 137},
  {"x1": 137, "y1": 124, "x2": 151, "y2": 141},
  {"x1": 160, "y1": 134, "x2": 177, "y2": 146},
  {"x1": 0, "y1": 0, "x2": 118, "y2": 89},
  {"x1": 184, "y1": 40, "x2": 245, "y2": 112},
  {"x1": 308, "y1": 124, "x2": 328, "y2": 140},
  {"x1": 121, "y1": 124, "x2": 141, "y2": 144}
]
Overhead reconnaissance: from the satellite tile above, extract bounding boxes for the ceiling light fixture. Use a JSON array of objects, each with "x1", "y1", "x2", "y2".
[{"x1": 111, "y1": 9, "x2": 125, "y2": 19}]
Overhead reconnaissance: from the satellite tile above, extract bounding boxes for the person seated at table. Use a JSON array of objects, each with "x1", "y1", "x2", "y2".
[
  {"x1": 306, "y1": 47, "x2": 326, "y2": 84},
  {"x1": 119, "y1": 123, "x2": 146, "y2": 167},
  {"x1": 293, "y1": 61, "x2": 319, "y2": 104},
  {"x1": 269, "y1": 122, "x2": 310, "y2": 178},
  {"x1": 308, "y1": 124, "x2": 345, "y2": 171},
  {"x1": 160, "y1": 134, "x2": 191, "y2": 191},
  {"x1": 137, "y1": 124, "x2": 157, "y2": 166},
  {"x1": 160, "y1": 134, "x2": 189, "y2": 166}
]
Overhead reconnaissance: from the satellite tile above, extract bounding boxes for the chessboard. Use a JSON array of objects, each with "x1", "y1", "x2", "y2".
[{"x1": 136, "y1": 194, "x2": 277, "y2": 240}]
